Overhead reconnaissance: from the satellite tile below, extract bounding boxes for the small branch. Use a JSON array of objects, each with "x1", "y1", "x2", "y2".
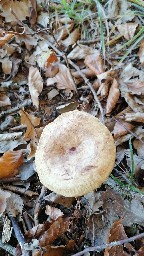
[
  {"x1": 0, "y1": 239, "x2": 16, "y2": 256},
  {"x1": 72, "y1": 232, "x2": 144, "y2": 256},
  {"x1": 0, "y1": 99, "x2": 32, "y2": 119},
  {"x1": 47, "y1": 40, "x2": 104, "y2": 123}
]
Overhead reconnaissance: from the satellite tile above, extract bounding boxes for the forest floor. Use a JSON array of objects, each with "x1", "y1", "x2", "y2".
[{"x1": 0, "y1": 0, "x2": 144, "y2": 255}]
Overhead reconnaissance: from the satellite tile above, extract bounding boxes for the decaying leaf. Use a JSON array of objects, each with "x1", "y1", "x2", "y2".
[
  {"x1": 0, "y1": 93, "x2": 11, "y2": 107},
  {"x1": 0, "y1": 33, "x2": 14, "y2": 48},
  {"x1": 84, "y1": 52, "x2": 104, "y2": 76},
  {"x1": 28, "y1": 66, "x2": 43, "y2": 108},
  {"x1": 97, "y1": 70, "x2": 117, "y2": 97},
  {"x1": 44, "y1": 192, "x2": 75, "y2": 208},
  {"x1": 0, "y1": 150, "x2": 23, "y2": 178},
  {"x1": 104, "y1": 220, "x2": 135, "y2": 256},
  {"x1": 0, "y1": 0, "x2": 31, "y2": 22},
  {"x1": 62, "y1": 28, "x2": 80, "y2": 47},
  {"x1": 0, "y1": 189, "x2": 11, "y2": 214},
  {"x1": 6, "y1": 192, "x2": 24, "y2": 217},
  {"x1": 2, "y1": 216, "x2": 12, "y2": 243},
  {"x1": 0, "y1": 132, "x2": 24, "y2": 153},
  {"x1": 47, "y1": 64, "x2": 76, "y2": 92},
  {"x1": 39, "y1": 217, "x2": 70, "y2": 247},
  {"x1": 113, "y1": 120, "x2": 134, "y2": 139},
  {"x1": 56, "y1": 22, "x2": 74, "y2": 42},
  {"x1": 138, "y1": 39, "x2": 144, "y2": 66},
  {"x1": 125, "y1": 112, "x2": 144, "y2": 123},
  {"x1": 29, "y1": 0, "x2": 37, "y2": 25},
  {"x1": 20, "y1": 109, "x2": 40, "y2": 141},
  {"x1": 45, "y1": 205, "x2": 64, "y2": 221},
  {"x1": 117, "y1": 23, "x2": 138, "y2": 40},
  {"x1": 67, "y1": 44, "x2": 97, "y2": 59},
  {"x1": 106, "y1": 79, "x2": 120, "y2": 114},
  {"x1": 1, "y1": 57, "x2": 12, "y2": 74},
  {"x1": 127, "y1": 81, "x2": 144, "y2": 95}
]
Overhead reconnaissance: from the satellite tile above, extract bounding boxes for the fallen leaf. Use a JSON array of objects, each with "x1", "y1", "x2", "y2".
[
  {"x1": 0, "y1": 189, "x2": 11, "y2": 214},
  {"x1": 106, "y1": 79, "x2": 120, "y2": 114},
  {"x1": 138, "y1": 39, "x2": 144, "y2": 66},
  {"x1": 45, "y1": 205, "x2": 64, "y2": 221},
  {"x1": 48, "y1": 89, "x2": 59, "y2": 100},
  {"x1": 67, "y1": 44, "x2": 97, "y2": 59},
  {"x1": 84, "y1": 52, "x2": 104, "y2": 76},
  {"x1": 97, "y1": 70, "x2": 117, "y2": 97},
  {"x1": 104, "y1": 220, "x2": 135, "y2": 256},
  {"x1": 47, "y1": 64, "x2": 76, "y2": 92},
  {"x1": 39, "y1": 217, "x2": 70, "y2": 247},
  {"x1": 113, "y1": 120, "x2": 134, "y2": 139},
  {"x1": 124, "y1": 112, "x2": 144, "y2": 123},
  {"x1": 0, "y1": 93, "x2": 11, "y2": 107},
  {"x1": 107, "y1": 0, "x2": 133, "y2": 21},
  {"x1": 56, "y1": 23, "x2": 74, "y2": 42},
  {"x1": 0, "y1": 0, "x2": 31, "y2": 22},
  {"x1": 6, "y1": 192, "x2": 24, "y2": 217},
  {"x1": 45, "y1": 51, "x2": 58, "y2": 68},
  {"x1": 127, "y1": 81, "x2": 144, "y2": 95},
  {"x1": 29, "y1": 0, "x2": 37, "y2": 25},
  {"x1": 28, "y1": 66, "x2": 43, "y2": 108},
  {"x1": 120, "y1": 91, "x2": 144, "y2": 113},
  {"x1": 1, "y1": 57, "x2": 12, "y2": 74},
  {"x1": 37, "y1": 12, "x2": 49, "y2": 27},
  {"x1": 44, "y1": 192, "x2": 75, "y2": 208},
  {"x1": 117, "y1": 23, "x2": 138, "y2": 40},
  {"x1": 44, "y1": 63, "x2": 59, "y2": 78},
  {"x1": 20, "y1": 109, "x2": 41, "y2": 141},
  {"x1": 0, "y1": 150, "x2": 23, "y2": 178},
  {"x1": 0, "y1": 33, "x2": 14, "y2": 48},
  {"x1": 0, "y1": 132, "x2": 24, "y2": 153},
  {"x1": 62, "y1": 28, "x2": 80, "y2": 47},
  {"x1": 2, "y1": 216, "x2": 12, "y2": 243}
]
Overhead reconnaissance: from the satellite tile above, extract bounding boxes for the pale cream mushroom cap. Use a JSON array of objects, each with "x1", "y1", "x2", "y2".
[{"x1": 35, "y1": 110, "x2": 116, "y2": 197}]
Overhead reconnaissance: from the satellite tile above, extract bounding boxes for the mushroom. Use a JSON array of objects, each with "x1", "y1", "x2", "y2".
[{"x1": 35, "y1": 110, "x2": 116, "y2": 197}]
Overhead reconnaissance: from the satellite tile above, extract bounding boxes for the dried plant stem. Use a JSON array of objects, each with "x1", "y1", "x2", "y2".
[
  {"x1": 0, "y1": 99, "x2": 32, "y2": 119},
  {"x1": 34, "y1": 186, "x2": 46, "y2": 225},
  {"x1": 72, "y1": 232, "x2": 144, "y2": 256},
  {"x1": 47, "y1": 41, "x2": 104, "y2": 123},
  {"x1": 0, "y1": 239, "x2": 16, "y2": 256}
]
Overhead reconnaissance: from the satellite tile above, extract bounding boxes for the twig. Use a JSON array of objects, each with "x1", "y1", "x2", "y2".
[
  {"x1": 0, "y1": 99, "x2": 32, "y2": 119},
  {"x1": 0, "y1": 177, "x2": 21, "y2": 184},
  {"x1": 0, "y1": 239, "x2": 16, "y2": 256},
  {"x1": 47, "y1": 40, "x2": 105, "y2": 123},
  {"x1": 77, "y1": 38, "x2": 100, "y2": 45},
  {"x1": 72, "y1": 232, "x2": 144, "y2": 256},
  {"x1": 34, "y1": 186, "x2": 46, "y2": 225},
  {"x1": 2, "y1": 185, "x2": 38, "y2": 197}
]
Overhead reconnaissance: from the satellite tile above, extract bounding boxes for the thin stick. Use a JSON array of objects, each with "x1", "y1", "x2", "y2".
[
  {"x1": 47, "y1": 41, "x2": 104, "y2": 123},
  {"x1": 72, "y1": 232, "x2": 144, "y2": 256},
  {"x1": 34, "y1": 186, "x2": 46, "y2": 225},
  {"x1": 0, "y1": 239, "x2": 16, "y2": 256}
]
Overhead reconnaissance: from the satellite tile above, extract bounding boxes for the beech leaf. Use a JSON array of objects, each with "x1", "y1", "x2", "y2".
[
  {"x1": 0, "y1": 150, "x2": 23, "y2": 178},
  {"x1": 28, "y1": 66, "x2": 43, "y2": 108},
  {"x1": 106, "y1": 79, "x2": 120, "y2": 114}
]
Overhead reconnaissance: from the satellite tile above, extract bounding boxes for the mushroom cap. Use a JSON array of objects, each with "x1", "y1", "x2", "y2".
[{"x1": 35, "y1": 110, "x2": 116, "y2": 197}]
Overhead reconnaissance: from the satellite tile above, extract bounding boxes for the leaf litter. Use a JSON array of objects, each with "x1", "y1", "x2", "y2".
[{"x1": 0, "y1": 0, "x2": 144, "y2": 255}]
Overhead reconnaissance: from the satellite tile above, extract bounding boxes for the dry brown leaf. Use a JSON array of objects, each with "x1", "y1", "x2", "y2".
[
  {"x1": 106, "y1": 79, "x2": 120, "y2": 114},
  {"x1": 121, "y1": 91, "x2": 144, "y2": 113},
  {"x1": 0, "y1": 150, "x2": 23, "y2": 178},
  {"x1": 45, "y1": 205, "x2": 64, "y2": 221},
  {"x1": 113, "y1": 120, "x2": 135, "y2": 139},
  {"x1": 62, "y1": 28, "x2": 80, "y2": 47},
  {"x1": 37, "y1": 12, "x2": 49, "y2": 27},
  {"x1": 39, "y1": 217, "x2": 70, "y2": 247},
  {"x1": 56, "y1": 23, "x2": 74, "y2": 42},
  {"x1": 47, "y1": 63, "x2": 76, "y2": 91},
  {"x1": 1, "y1": 57, "x2": 12, "y2": 74},
  {"x1": 125, "y1": 112, "x2": 144, "y2": 123},
  {"x1": 97, "y1": 70, "x2": 117, "y2": 97},
  {"x1": 44, "y1": 63, "x2": 59, "y2": 78},
  {"x1": 6, "y1": 192, "x2": 24, "y2": 217},
  {"x1": 117, "y1": 23, "x2": 138, "y2": 40},
  {"x1": 0, "y1": 189, "x2": 11, "y2": 214},
  {"x1": 20, "y1": 109, "x2": 40, "y2": 141},
  {"x1": 28, "y1": 66, "x2": 43, "y2": 108},
  {"x1": 68, "y1": 44, "x2": 97, "y2": 59},
  {"x1": 72, "y1": 68, "x2": 95, "y2": 79},
  {"x1": 0, "y1": 93, "x2": 11, "y2": 107},
  {"x1": 44, "y1": 192, "x2": 75, "y2": 208},
  {"x1": 104, "y1": 220, "x2": 135, "y2": 256},
  {"x1": 0, "y1": 0, "x2": 31, "y2": 22},
  {"x1": 138, "y1": 39, "x2": 144, "y2": 66},
  {"x1": 127, "y1": 81, "x2": 144, "y2": 95},
  {"x1": 84, "y1": 52, "x2": 104, "y2": 76},
  {"x1": 0, "y1": 33, "x2": 14, "y2": 48}
]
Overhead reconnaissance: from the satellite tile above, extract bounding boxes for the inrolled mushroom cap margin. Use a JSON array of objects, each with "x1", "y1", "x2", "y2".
[{"x1": 35, "y1": 110, "x2": 116, "y2": 197}]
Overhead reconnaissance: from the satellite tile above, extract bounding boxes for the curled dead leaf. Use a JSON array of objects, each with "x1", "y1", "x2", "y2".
[
  {"x1": 0, "y1": 150, "x2": 23, "y2": 178},
  {"x1": 45, "y1": 205, "x2": 64, "y2": 221},
  {"x1": 62, "y1": 28, "x2": 80, "y2": 47},
  {"x1": 0, "y1": 189, "x2": 11, "y2": 214},
  {"x1": 0, "y1": 33, "x2": 14, "y2": 48},
  {"x1": 47, "y1": 63, "x2": 76, "y2": 92},
  {"x1": 113, "y1": 120, "x2": 134, "y2": 139},
  {"x1": 28, "y1": 66, "x2": 43, "y2": 108},
  {"x1": 106, "y1": 79, "x2": 120, "y2": 114},
  {"x1": 0, "y1": 93, "x2": 11, "y2": 107},
  {"x1": 127, "y1": 81, "x2": 144, "y2": 95},
  {"x1": 84, "y1": 52, "x2": 104, "y2": 76},
  {"x1": 125, "y1": 112, "x2": 144, "y2": 123}
]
